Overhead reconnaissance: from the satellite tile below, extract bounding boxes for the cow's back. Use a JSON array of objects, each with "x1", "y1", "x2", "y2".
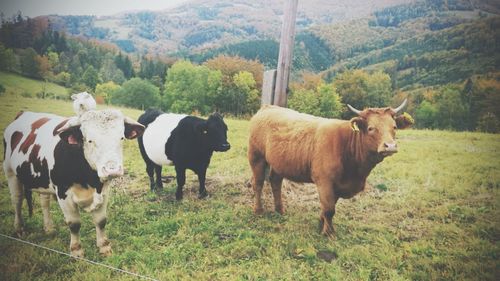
[
  {"x1": 249, "y1": 106, "x2": 328, "y2": 182},
  {"x1": 142, "y1": 113, "x2": 187, "y2": 166},
  {"x1": 3, "y1": 112, "x2": 63, "y2": 188}
]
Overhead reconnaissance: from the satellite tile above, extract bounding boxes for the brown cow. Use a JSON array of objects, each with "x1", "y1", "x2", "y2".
[{"x1": 248, "y1": 100, "x2": 413, "y2": 236}]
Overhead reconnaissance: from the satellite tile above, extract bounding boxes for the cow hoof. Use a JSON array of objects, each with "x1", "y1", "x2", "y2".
[
  {"x1": 275, "y1": 206, "x2": 285, "y2": 215},
  {"x1": 198, "y1": 191, "x2": 208, "y2": 199},
  {"x1": 321, "y1": 228, "x2": 335, "y2": 239},
  {"x1": 70, "y1": 244, "x2": 84, "y2": 258},
  {"x1": 99, "y1": 245, "x2": 112, "y2": 256},
  {"x1": 175, "y1": 192, "x2": 183, "y2": 201},
  {"x1": 15, "y1": 228, "x2": 25, "y2": 238},
  {"x1": 44, "y1": 225, "x2": 55, "y2": 234},
  {"x1": 254, "y1": 207, "x2": 264, "y2": 215}
]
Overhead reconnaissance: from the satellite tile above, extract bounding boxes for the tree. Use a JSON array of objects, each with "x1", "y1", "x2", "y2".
[
  {"x1": 476, "y1": 112, "x2": 499, "y2": 133},
  {"x1": 203, "y1": 55, "x2": 264, "y2": 115},
  {"x1": 434, "y1": 84, "x2": 468, "y2": 130},
  {"x1": 232, "y1": 71, "x2": 260, "y2": 115},
  {"x1": 204, "y1": 55, "x2": 264, "y2": 90},
  {"x1": 0, "y1": 44, "x2": 16, "y2": 71},
  {"x1": 163, "y1": 60, "x2": 222, "y2": 115},
  {"x1": 99, "y1": 56, "x2": 126, "y2": 85},
  {"x1": 54, "y1": 71, "x2": 71, "y2": 87},
  {"x1": 289, "y1": 82, "x2": 342, "y2": 118},
  {"x1": 47, "y1": 51, "x2": 59, "y2": 71},
  {"x1": 415, "y1": 100, "x2": 437, "y2": 128},
  {"x1": 95, "y1": 81, "x2": 121, "y2": 104},
  {"x1": 334, "y1": 69, "x2": 393, "y2": 118},
  {"x1": 115, "y1": 52, "x2": 134, "y2": 79},
  {"x1": 111, "y1": 78, "x2": 160, "y2": 109},
  {"x1": 19, "y1": 47, "x2": 40, "y2": 78},
  {"x1": 82, "y1": 65, "x2": 99, "y2": 91}
]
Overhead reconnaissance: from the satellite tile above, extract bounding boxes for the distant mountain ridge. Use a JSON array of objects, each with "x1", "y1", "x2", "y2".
[{"x1": 41, "y1": 0, "x2": 415, "y2": 55}]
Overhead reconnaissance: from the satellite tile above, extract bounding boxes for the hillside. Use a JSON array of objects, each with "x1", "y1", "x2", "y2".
[
  {"x1": 42, "y1": 0, "x2": 414, "y2": 54},
  {"x1": 0, "y1": 71, "x2": 69, "y2": 98},
  {"x1": 321, "y1": 15, "x2": 500, "y2": 89}
]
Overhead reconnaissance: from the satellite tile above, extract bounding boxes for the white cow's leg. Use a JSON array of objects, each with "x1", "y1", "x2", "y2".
[
  {"x1": 7, "y1": 174, "x2": 24, "y2": 236},
  {"x1": 92, "y1": 187, "x2": 111, "y2": 256},
  {"x1": 39, "y1": 193, "x2": 54, "y2": 233},
  {"x1": 57, "y1": 194, "x2": 84, "y2": 257}
]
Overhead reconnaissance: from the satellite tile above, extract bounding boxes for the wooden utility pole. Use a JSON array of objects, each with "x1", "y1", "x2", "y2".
[{"x1": 274, "y1": 0, "x2": 298, "y2": 107}]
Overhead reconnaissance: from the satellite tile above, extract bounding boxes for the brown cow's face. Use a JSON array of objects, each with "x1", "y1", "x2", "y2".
[
  {"x1": 348, "y1": 99, "x2": 413, "y2": 159},
  {"x1": 364, "y1": 110, "x2": 398, "y2": 157}
]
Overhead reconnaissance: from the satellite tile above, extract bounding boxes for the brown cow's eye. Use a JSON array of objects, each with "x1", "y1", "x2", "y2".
[
  {"x1": 394, "y1": 125, "x2": 397, "y2": 129},
  {"x1": 368, "y1": 127, "x2": 375, "y2": 132}
]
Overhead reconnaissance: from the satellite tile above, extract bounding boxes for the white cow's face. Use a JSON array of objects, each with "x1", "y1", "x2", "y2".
[
  {"x1": 55, "y1": 110, "x2": 145, "y2": 181},
  {"x1": 80, "y1": 110, "x2": 126, "y2": 179}
]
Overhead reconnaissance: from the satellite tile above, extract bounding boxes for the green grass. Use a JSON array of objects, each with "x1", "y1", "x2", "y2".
[
  {"x1": 0, "y1": 71, "x2": 69, "y2": 99},
  {"x1": 0, "y1": 93, "x2": 499, "y2": 280}
]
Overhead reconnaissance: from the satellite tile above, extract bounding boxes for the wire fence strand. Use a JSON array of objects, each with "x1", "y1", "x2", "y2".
[{"x1": 0, "y1": 233, "x2": 159, "y2": 281}]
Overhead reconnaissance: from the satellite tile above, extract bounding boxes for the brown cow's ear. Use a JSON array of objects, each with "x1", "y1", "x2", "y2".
[
  {"x1": 395, "y1": 112, "x2": 414, "y2": 129},
  {"x1": 124, "y1": 117, "x2": 145, "y2": 139},
  {"x1": 350, "y1": 117, "x2": 367, "y2": 133}
]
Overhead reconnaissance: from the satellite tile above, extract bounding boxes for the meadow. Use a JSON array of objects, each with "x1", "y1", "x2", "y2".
[
  {"x1": 0, "y1": 89, "x2": 499, "y2": 280},
  {"x1": 0, "y1": 71, "x2": 69, "y2": 99}
]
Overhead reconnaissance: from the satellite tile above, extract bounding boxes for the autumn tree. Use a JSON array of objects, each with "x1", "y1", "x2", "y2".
[
  {"x1": 95, "y1": 81, "x2": 121, "y2": 104},
  {"x1": 334, "y1": 69, "x2": 393, "y2": 118}
]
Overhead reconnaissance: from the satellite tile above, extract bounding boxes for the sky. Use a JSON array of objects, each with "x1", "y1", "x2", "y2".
[{"x1": 0, "y1": 0, "x2": 191, "y2": 17}]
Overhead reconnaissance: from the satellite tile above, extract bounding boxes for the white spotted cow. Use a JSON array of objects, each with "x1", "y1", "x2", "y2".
[{"x1": 2, "y1": 109, "x2": 144, "y2": 257}]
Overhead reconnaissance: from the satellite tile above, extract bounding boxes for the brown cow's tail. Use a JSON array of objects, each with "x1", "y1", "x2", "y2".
[
  {"x1": 264, "y1": 163, "x2": 271, "y2": 182},
  {"x1": 24, "y1": 187, "x2": 33, "y2": 217}
]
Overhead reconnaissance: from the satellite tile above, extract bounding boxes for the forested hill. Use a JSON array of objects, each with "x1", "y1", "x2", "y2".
[
  {"x1": 39, "y1": 0, "x2": 413, "y2": 54},
  {"x1": 190, "y1": 1, "x2": 500, "y2": 88}
]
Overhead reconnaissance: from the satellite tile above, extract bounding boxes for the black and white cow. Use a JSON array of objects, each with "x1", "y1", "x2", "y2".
[
  {"x1": 137, "y1": 109, "x2": 230, "y2": 199},
  {"x1": 3, "y1": 110, "x2": 144, "y2": 257}
]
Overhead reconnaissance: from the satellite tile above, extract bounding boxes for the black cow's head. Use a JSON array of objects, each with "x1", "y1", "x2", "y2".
[{"x1": 198, "y1": 112, "x2": 230, "y2": 152}]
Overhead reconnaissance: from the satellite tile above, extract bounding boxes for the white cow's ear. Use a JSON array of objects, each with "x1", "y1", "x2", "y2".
[
  {"x1": 53, "y1": 117, "x2": 80, "y2": 136},
  {"x1": 124, "y1": 117, "x2": 145, "y2": 139},
  {"x1": 53, "y1": 117, "x2": 82, "y2": 145}
]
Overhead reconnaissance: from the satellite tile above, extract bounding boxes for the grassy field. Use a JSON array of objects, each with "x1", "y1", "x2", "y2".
[
  {"x1": 0, "y1": 93, "x2": 499, "y2": 280},
  {"x1": 0, "y1": 71, "x2": 69, "y2": 99}
]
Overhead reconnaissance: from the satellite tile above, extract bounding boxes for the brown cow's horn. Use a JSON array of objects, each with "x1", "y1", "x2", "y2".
[
  {"x1": 393, "y1": 98, "x2": 408, "y2": 114},
  {"x1": 347, "y1": 104, "x2": 362, "y2": 115}
]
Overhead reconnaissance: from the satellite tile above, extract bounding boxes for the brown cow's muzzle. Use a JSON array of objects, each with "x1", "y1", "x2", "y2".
[{"x1": 379, "y1": 142, "x2": 398, "y2": 156}]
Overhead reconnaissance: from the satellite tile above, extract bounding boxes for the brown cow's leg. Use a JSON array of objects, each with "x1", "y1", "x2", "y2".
[
  {"x1": 317, "y1": 182, "x2": 338, "y2": 237},
  {"x1": 249, "y1": 153, "x2": 266, "y2": 215},
  {"x1": 269, "y1": 169, "x2": 284, "y2": 214}
]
